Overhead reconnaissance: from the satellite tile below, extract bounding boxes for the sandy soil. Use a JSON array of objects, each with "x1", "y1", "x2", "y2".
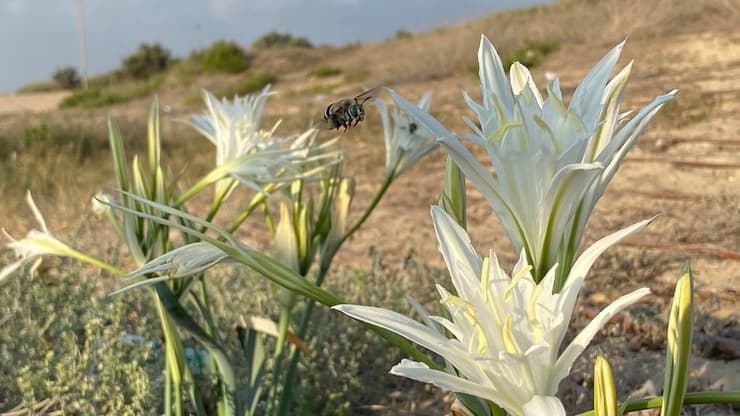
[{"x1": 0, "y1": 91, "x2": 69, "y2": 115}]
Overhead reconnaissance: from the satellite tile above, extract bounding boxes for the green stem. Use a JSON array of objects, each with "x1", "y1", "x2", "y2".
[
  {"x1": 267, "y1": 305, "x2": 294, "y2": 415},
  {"x1": 575, "y1": 391, "x2": 740, "y2": 416},
  {"x1": 65, "y1": 248, "x2": 124, "y2": 276},
  {"x1": 198, "y1": 180, "x2": 235, "y2": 235},
  {"x1": 275, "y1": 265, "x2": 330, "y2": 416},
  {"x1": 340, "y1": 172, "x2": 395, "y2": 246},
  {"x1": 227, "y1": 184, "x2": 277, "y2": 233},
  {"x1": 164, "y1": 358, "x2": 172, "y2": 416}
]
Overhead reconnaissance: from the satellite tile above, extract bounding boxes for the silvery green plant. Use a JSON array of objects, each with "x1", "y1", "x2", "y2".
[
  {"x1": 391, "y1": 35, "x2": 677, "y2": 289},
  {"x1": 1, "y1": 89, "x2": 347, "y2": 416},
  {"x1": 105, "y1": 89, "x2": 441, "y2": 416}
]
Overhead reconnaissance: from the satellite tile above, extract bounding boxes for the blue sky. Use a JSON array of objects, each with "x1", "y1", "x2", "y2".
[{"x1": 0, "y1": 0, "x2": 547, "y2": 93}]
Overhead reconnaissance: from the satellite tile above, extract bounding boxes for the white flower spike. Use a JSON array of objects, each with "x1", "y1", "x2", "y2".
[
  {"x1": 186, "y1": 87, "x2": 342, "y2": 195},
  {"x1": 334, "y1": 207, "x2": 651, "y2": 416},
  {"x1": 389, "y1": 35, "x2": 676, "y2": 282}
]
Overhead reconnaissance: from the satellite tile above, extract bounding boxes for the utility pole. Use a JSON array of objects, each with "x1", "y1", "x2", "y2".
[{"x1": 77, "y1": 0, "x2": 88, "y2": 89}]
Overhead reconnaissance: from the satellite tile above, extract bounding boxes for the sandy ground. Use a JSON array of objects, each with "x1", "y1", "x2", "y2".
[{"x1": 0, "y1": 91, "x2": 69, "y2": 115}]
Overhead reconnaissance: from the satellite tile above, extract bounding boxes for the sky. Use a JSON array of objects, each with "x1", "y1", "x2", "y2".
[{"x1": 0, "y1": 0, "x2": 547, "y2": 93}]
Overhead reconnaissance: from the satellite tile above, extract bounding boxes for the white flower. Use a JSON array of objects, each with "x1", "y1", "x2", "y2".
[
  {"x1": 1, "y1": 192, "x2": 80, "y2": 282},
  {"x1": 389, "y1": 35, "x2": 676, "y2": 282},
  {"x1": 190, "y1": 87, "x2": 277, "y2": 166},
  {"x1": 377, "y1": 91, "x2": 439, "y2": 179},
  {"x1": 186, "y1": 87, "x2": 341, "y2": 195},
  {"x1": 334, "y1": 206, "x2": 651, "y2": 416}
]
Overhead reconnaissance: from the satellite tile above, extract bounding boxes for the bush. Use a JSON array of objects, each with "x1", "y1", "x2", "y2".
[
  {"x1": 58, "y1": 74, "x2": 164, "y2": 109},
  {"x1": 52, "y1": 67, "x2": 81, "y2": 89},
  {"x1": 502, "y1": 40, "x2": 559, "y2": 70},
  {"x1": 308, "y1": 65, "x2": 341, "y2": 78},
  {"x1": 16, "y1": 80, "x2": 61, "y2": 93},
  {"x1": 394, "y1": 29, "x2": 413, "y2": 39},
  {"x1": 121, "y1": 43, "x2": 173, "y2": 79},
  {"x1": 252, "y1": 31, "x2": 313, "y2": 49},
  {"x1": 236, "y1": 72, "x2": 277, "y2": 94},
  {"x1": 59, "y1": 88, "x2": 125, "y2": 109},
  {"x1": 197, "y1": 40, "x2": 249, "y2": 73}
]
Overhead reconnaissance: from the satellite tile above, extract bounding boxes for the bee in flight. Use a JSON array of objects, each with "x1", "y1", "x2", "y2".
[{"x1": 323, "y1": 88, "x2": 378, "y2": 130}]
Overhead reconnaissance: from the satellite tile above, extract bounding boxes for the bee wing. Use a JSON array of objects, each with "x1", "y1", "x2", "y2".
[{"x1": 353, "y1": 87, "x2": 381, "y2": 104}]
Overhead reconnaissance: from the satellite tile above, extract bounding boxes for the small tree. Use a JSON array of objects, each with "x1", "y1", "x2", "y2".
[
  {"x1": 122, "y1": 43, "x2": 173, "y2": 79},
  {"x1": 199, "y1": 40, "x2": 249, "y2": 73},
  {"x1": 52, "y1": 66, "x2": 81, "y2": 89},
  {"x1": 252, "y1": 31, "x2": 313, "y2": 49}
]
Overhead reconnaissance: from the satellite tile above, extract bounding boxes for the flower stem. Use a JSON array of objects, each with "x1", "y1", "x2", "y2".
[
  {"x1": 67, "y1": 248, "x2": 124, "y2": 276},
  {"x1": 340, "y1": 172, "x2": 395, "y2": 246},
  {"x1": 575, "y1": 391, "x2": 740, "y2": 415}
]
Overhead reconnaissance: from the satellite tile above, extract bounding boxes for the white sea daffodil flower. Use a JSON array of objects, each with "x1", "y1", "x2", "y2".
[
  {"x1": 389, "y1": 35, "x2": 676, "y2": 282},
  {"x1": 334, "y1": 207, "x2": 651, "y2": 416},
  {"x1": 187, "y1": 87, "x2": 341, "y2": 195},
  {"x1": 1, "y1": 192, "x2": 82, "y2": 282},
  {"x1": 376, "y1": 92, "x2": 439, "y2": 179}
]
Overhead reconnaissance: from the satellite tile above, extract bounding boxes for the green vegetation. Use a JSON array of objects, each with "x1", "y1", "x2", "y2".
[
  {"x1": 252, "y1": 31, "x2": 313, "y2": 49},
  {"x1": 121, "y1": 43, "x2": 173, "y2": 79},
  {"x1": 16, "y1": 80, "x2": 62, "y2": 93},
  {"x1": 0, "y1": 269, "x2": 159, "y2": 415},
  {"x1": 394, "y1": 29, "x2": 413, "y2": 39},
  {"x1": 59, "y1": 74, "x2": 165, "y2": 109},
  {"x1": 197, "y1": 40, "x2": 250, "y2": 73},
  {"x1": 0, "y1": 243, "x2": 432, "y2": 414},
  {"x1": 52, "y1": 67, "x2": 81, "y2": 89},
  {"x1": 308, "y1": 65, "x2": 342, "y2": 78},
  {"x1": 59, "y1": 87, "x2": 127, "y2": 109},
  {"x1": 236, "y1": 72, "x2": 278, "y2": 94},
  {"x1": 502, "y1": 40, "x2": 559, "y2": 69}
]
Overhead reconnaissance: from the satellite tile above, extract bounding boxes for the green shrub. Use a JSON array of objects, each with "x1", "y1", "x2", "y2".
[
  {"x1": 52, "y1": 66, "x2": 81, "y2": 89},
  {"x1": 502, "y1": 40, "x2": 559, "y2": 70},
  {"x1": 394, "y1": 29, "x2": 413, "y2": 39},
  {"x1": 59, "y1": 74, "x2": 164, "y2": 109},
  {"x1": 121, "y1": 43, "x2": 173, "y2": 79},
  {"x1": 252, "y1": 31, "x2": 313, "y2": 49},
  {"x1": 236, "y1": 72, "x2": 277, "y2": 94},
  {"x1": 308, "y1": 65, "x2": 341, "y2": 78},
  {"x1": 198, "y1": 40, "x2": 249, "y2": 73},
  {"x1": 59, "y1": 88, "x2": 126, "y2": 109},
  {"x1": 0, "y1": 270, "x2": 159, "y2": 415},
  {"x1": 16, "y1": 80, "x2": 61, "y2": 93}
]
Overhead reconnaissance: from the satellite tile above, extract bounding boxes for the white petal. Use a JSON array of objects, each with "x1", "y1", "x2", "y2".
[
  {"x1": 552, "y1": 287, "x2": 650, "y2": 388},
  {"x1": 431, "y1": 207, "x2": 482, "y2": 301},
  {"x1": 522, "y1": 395, "x2": 566, "y2": 416},
  {"x1": 332, "y1": 304, "x2": 477, "y2": 374},
  {"x1": 478, "y1": 35, "x2": 514, "y2": 115},
  {"x1": 390, "y1": 359, "x2": 513, "y2": 410}
]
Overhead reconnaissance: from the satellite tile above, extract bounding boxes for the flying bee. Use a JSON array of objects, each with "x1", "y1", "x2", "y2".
[{"x1": 323, "y1": 88, "x2": 378, "y2": 130}]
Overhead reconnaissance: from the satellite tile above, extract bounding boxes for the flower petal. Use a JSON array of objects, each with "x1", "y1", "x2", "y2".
[
  {"x1": 431, "y1": 206, "x2": 482, "y2": 300},
  {"x1": 390, "y1": 359, "x2": 519, "y2": 412},
  {"x1": 552, "y1": 287, "x2": 650, "y2": 387},
  {"x1": 522, "y1": 395, "x2": 566, "y2": 416}
]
